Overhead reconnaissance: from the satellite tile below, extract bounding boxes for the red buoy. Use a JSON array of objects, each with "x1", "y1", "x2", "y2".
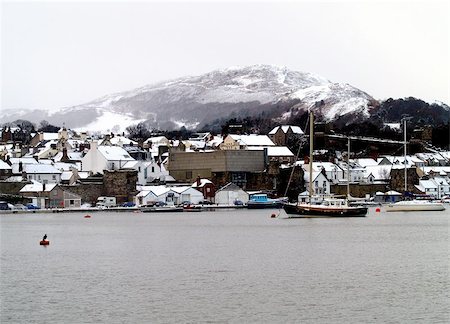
[
  {"x1": 271, "y1": 213, "x2": 277, "y2": 218},
  {"x1": 84, "y1": 215, "x2": 91, "y2": 218},
  {"x1": 375, "y1": 207, "x2": 381, "y2": 213},
  {"x1": 40, "y1": 240, "x2": 49, "y2": 245}
]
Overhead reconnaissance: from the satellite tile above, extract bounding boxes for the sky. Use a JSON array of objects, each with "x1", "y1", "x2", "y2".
[{"x1": 1, "y1": 0, "x2": 449, "y2": 112}]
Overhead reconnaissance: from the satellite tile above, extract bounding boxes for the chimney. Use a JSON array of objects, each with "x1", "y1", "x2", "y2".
[
  {"x1": 19, "y1": 161, "x2": 23, "y2": 172},
  {"x1": 196, "y1": 175, "x2": 201, "y2": 187},
  {"x1": 61, "y1": 147, "x2": 70, "y2": 162},
  {"x1": 42, "y1": 183, "x2": 46, "y2": 192},
  {"x1": 5, "y1": 155, "x2": 11, "y2": 166}
]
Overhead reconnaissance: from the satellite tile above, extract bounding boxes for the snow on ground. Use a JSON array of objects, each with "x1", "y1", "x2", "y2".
[{"x1": 73, "y1": 110, "x2": 146, "y2": 134}]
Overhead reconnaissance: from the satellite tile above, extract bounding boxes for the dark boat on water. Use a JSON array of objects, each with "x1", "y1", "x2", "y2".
[
  {"x1": 283, "y1": 111, "x2": 368, "y2": 218},
  {"x1": 283, "y1": 200, "x2": 368, "y2": 217}
]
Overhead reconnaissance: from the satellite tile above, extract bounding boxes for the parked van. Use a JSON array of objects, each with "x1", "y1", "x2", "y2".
[{"x1": 96, "y1": 197, "x2": 116, "y2": 208}]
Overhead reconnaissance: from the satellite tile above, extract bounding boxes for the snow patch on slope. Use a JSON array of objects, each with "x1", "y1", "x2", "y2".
[{"x1": 73, "y1": 110, "x2": 146, "y2": 134}]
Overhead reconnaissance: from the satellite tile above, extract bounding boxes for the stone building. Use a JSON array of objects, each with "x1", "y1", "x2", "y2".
[{"x1": 268, "y1": 125, "x2": 304, "y2": 146}]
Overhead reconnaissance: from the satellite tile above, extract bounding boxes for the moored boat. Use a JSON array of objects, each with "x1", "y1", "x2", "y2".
[
  {"x1": 284, "y1": 199, "x2": 368, "y2": 217},
  {"x1": 283, "y1": 111, "x2": 368, "y2": 218},
  {"x1": 246, "y1": 194, "x2": 287, "y2": 209},
  {"x1": 140, "y1": 205, "x2": 183, "y2": 213},
  {"x1": 385, "y1": 200, "x2": 445, "y2": 212}
]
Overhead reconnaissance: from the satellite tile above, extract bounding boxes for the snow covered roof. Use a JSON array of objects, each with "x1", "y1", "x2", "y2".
[
  {"x1": 216, "y1": 182, "x2": 244, "y2": 192},
  {"x1": 0, "y1": 159, "x2": 12, "y2": 170},
  {"x1": 384, "y1": 190, "x2": 402, "y2": 196},
  {"x1": 384, "y1": 123, "x2": 401, "y2": 131},
  {"x1": 247, "y1": 146, "x2": 294, "y2": 156},
  {"x1": 354, "y1": 158, "x2": 378, "y2": 167},
  {"x1": 171, "y1": 186, "x2": 201, "y2": 194},
  {"x1": 191, "y1": 179, "x2": 213, "y2": 188},
  {"x1": 24, "y1": 164, "x2": 62, "y2": 174},
  {"x1": 144, "y1": 136, "x2": 169, "y2": 145},
  {"x1": 138, "y1": 185, "x2": 172, "y2": 197},
  {"x1": 109, "y1": 136, "x2": 138, "y2": 146},
  {"x1": 229, "y1": 134, "x2": 275, "y2": 146},
  {"x1": 363, "y1": 165, "x2": 392, "y2": 180},
  {"x1": 268, "y1": 125, "x2": 304, "y2": 135},
  {"x1": 38, "y1": 133, "x2": 59, "y2": 141},
  {"x1": 61, "y1": 171, "x2": 73, "y2": 181},
  {"x1": 418, "y1": 179, "x2": 437, "y2": 189},
  {"x1": 9, "y1": 157, "x2": 39, "y2": 165},
  {"x1": 20, "y1": 181, "x2": 57, "y2": 192},
  {"x1": 304, "y1": 171, "x2": 324, "y2": 183},
  {"x1": 97, "y1": 145, "x2": 134, "y2": 161}
]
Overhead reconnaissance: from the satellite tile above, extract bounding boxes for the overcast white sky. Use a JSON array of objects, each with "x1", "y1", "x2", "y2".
[{"x1": 1, "y1": 0, "x2": 449, "y2": 111}]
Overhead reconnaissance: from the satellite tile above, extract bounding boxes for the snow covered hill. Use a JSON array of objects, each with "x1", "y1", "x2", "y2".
[{"x1": 1, "y1": 65, "x2": 377, "y2": 132}]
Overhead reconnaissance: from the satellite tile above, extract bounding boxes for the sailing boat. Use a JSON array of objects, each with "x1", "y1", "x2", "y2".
[
  {"x1": 385, "y1": 119, "x2": 445, "y2": 212},
  {"x1": 283, "y1": 111, "x2": 368, "y2": 217}
]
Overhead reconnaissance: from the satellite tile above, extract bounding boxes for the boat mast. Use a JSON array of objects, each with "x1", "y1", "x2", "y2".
[
  {"x1": 309, "y1": 110, "x2": 314, "y2": 203},
  {"x1": 347, "y1": 137, "x2": 350, "y2": 202},
  {"x1": 404, "y1": 118, "x2": 407, "y2": 194}
]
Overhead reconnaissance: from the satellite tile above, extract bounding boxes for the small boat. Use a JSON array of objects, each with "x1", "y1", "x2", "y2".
[
  {"x1": 247, "y1": 194, "x2": 287, "y2": 209},
  {"x1": 39, "y1": 240, "x2": 50, "y2": 245},
  {"x1": 140, "y1": 205, "x2": 184, "y2": 213},
  {"x1": 183, "y1": 204, "x2": 203, "y2": 212},
  {"x1": 385, "y1": 200, "x2": 445, "y2": 212}
]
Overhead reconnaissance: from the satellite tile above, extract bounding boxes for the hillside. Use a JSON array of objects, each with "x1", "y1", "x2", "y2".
[{"x1": 0, "y1": 65, "x2": 378, "y2": 132}]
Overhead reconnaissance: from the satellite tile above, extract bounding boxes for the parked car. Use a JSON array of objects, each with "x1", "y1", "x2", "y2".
[
  {"x1": 200, "y1": 200, "x2": 214, "y2": 205},
  {"x1": 26, "y1": 203, "x2": 40, "y2": 210},
  {"x1": 122, "y1": 202, "x2": 136, "y2": 207},
  {"x1": 0, "y1": 201, "x2": 11, "y2": 210},
  {"x1": 14, "y1": 204, "x2": 28, "y2": 210},
  {"x1": 234, "y1": 200, "x2": 244, "y2": 206}
]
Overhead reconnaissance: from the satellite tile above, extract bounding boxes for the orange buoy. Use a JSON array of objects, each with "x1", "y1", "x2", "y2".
[
  {"x1": 271, "y1": 213, "x2": 277, "y2": 218},
  {"x1": 84, "y1": 215, "x2": 91, "y2": 218},
  {"x1": 40, "y1": 240, "x2": 49, "y2": 245},
  {"x1": 375, "y1": 207, "x2": 381, "y2": 213}
]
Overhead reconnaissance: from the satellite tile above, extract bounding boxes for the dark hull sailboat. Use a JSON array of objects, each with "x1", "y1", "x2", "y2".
[
  {"x1": 283, "y1": 202, "x2": 368, "y2": 217},
  {"x1": 283, "y1": 111, "x2": 368, "y2": 218}
]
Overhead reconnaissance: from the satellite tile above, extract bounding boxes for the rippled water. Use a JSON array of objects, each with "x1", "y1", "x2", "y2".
[{"x1": 1, "y1": 208, "x2": 449, "y2": 323}]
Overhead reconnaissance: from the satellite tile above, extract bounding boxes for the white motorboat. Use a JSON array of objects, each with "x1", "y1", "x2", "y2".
[{"x1": 385, "y1": 200, "x2": 445, "y2": 212}]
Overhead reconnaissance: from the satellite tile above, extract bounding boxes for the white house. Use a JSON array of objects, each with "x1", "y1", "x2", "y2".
[
  {"x1": 414, "y1": 177, "x2": 449, "y2": 198},
  {"x1": 214, "y1": 182, "x2": 249, "y2": 205},
  {"x1": 23, "y1": 164, "x2": 62, "y2": 184},
  {"x1": 304, "y1": 171, "x2": 331, "y2": 196},
  {"x1": 171, "y1": 186, "x2": 204, "y2": 204},
  {"x1": 136, "y1": 185, "x2": 203, "y2": 206},
  {"x1": 81, "y1": 142, "x2": 135, "y2": 174},
  {"x1": 122, "y1": 160, "x2": 174, "y2": 185}
]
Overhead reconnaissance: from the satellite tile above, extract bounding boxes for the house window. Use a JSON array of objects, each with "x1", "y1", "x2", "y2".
[
  {"x1": 52, "y1": 175, "x2": 56, "y2": 180},
  {"x1": 111, "y1": 162, "x2": 115, "y2": 169},
  {"x1": 323, "y1": 181, "x2": 326, "y2": 188},
  {"x1": 38, "y1": 175, "x2": 41, "y2": 180},
  {"x1": 315, "y1": 181, "x2": 318, "y2": 187},
  {"x1": 206, "y1": 187, "x2": 210, "y2": 193},
  {"x1": 186, "y1": 171, "x2": 192, "y2": 179},
  {"x1": 138, "y1": 167, "x2": 141, "y2": 172},
  {"x1": 152, "y1": 167, "x2": 155, "y2": 173},
  {"x1": 70, "y1": 199, "x2": 74, "y2": 205}
]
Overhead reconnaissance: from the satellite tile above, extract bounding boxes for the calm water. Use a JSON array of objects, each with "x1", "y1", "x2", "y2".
[{"x1": 1, "y1": 208, "x2": 449, "y2": 323}]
